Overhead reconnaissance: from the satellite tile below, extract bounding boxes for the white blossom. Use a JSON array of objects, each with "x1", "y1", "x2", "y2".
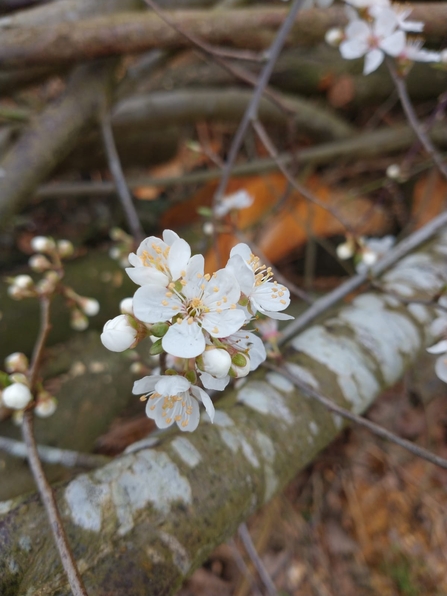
[
  {"x1": 398, "y1": 40, "x2": 440, "y2": 64},
  {"x1": 339, "y1": 10, "x2": 406, "y2": 75},
  {"x1": 133, "y1": 374, "x2": 215, "y2": 432},
  {"x1": 30, "y1": 236, "x2": 55, "y2": 254},
  {"x1": 2, "y1": 383, "x2": 32, "y2": 410},
  {"x1": 370, "y1": 5, "x2": 423, "y2": 33},
  {"x1": 226, "y1": 244, "x2": 292, "y2": 320},
  {"x1": 214, "y1": 190, "x2": 254, "y2": 218},
  {"x1": 356, "y1": 235, "x2": 395, "y2": 272},
  {"x1": 5, "y1": 352, "x2": 29, "y2": 374},
  {"x1": 133, "y1": 257, "x2": 245, "y2": 358},
  {"x1": 126, "y1": 229, "x2": 192, "y2": 287},
  {"x1": 101, "y1": 314, "x2": 138, "y2": 352},
  {"x1": 119, "y1": 297, "x2": 134, "y2": 315}
]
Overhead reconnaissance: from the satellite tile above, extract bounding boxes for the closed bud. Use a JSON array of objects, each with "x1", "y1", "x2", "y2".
[
  {"x1": 231, "y1": 353, "x2": 248, "y2": 368},
  {"x1": 13, "y1": 274, "x2": 34, "y2": 289},
  {"x1": 30, "y1": 236, "x2": 55, "y2": 254},
  {"x1": 29, "y1": 254, "x2": 52, "y2": 272},
  {"x1": 57, "y1": 239, "x2": 74, "y2": 258},
  {"x1": 35, "y1": 391, "x2": 57, "y2": 418},
  {"x1": 80, "y1": 297, "x2": 100, "y2": 317},
  {"x1": 2, "y1": 383, "x2": 32, "y2": 410},
  {"x1": 325, "y1": 27, "x2": 344, "y2": 48},
  {"x1": 201, "y1": 347, "x2": 232, "y2": 378},
  {"x1": 101, "y1": 314, "x2": 137, "y2": 352},
  {"x1": 185, "y1": 369, "x2": 198, "y2": 384},
  {"x1": 230, "y1": 354, "x2": 251, "y2": 378},
  {"x1": 5, "y1": 352, "x2": 29, "y2": 374},
  {"x1": 70, "y1": 308, "x2": 89, "y2": 331},
  {"x1": 119, "y1": 298, "x2": 134, "y2": 315}
]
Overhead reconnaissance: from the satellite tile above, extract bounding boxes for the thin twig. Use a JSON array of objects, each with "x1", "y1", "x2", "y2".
[
  {"x1": 0, "y1": 435, "x2": 110, "y2": 469},
  {"x1": 280, "y1": 209, "x2": 447, "y2": 343},
  {"x1": 212, "y1": 0, "x2": 306, "y2": 208},
  {"x1": 264, "y1": 362, "x2": 447, "y2": 471},
  {"x1": 238, "y1": 523, "x2": 278, "y2": 596},
  {"x1": 23, "y1": 296, "x2": 88, "y2": 596},
  {"x1": 100, "y1": 110, "x2": 145, "y2": 243},
  {"x1": 228, "y1": 538, "x2": 264, "y2": 596},
  {"x1": 388, "y1": 59, "x2": 447, "y2": 181},
  {"x1": 252, "y1": 118, "x2": 354, "y2": 233}
]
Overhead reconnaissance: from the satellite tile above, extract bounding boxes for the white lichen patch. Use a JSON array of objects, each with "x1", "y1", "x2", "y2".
[
  {"x1": 65, "y1": 451, "x2": 192, "y2": 536},
  {"x1": 7, "y1": 558, "x2": 19, "y2": 574},
  {"x1": 265, "y1": 372, "x2": 294, "y2": 393},
  {"x1": 352, "y1": 294, "x2": 386, "y2": 310},
  {"x1": 145, "y1": 546, "x2": 164, "y2": 565},
  {"x1": 212, "y1": 410, "x2": 235, "y2": 427},
  {"x1": 0, "y1": 499, "x2": 14, "y2": 515},
  {"x1": 339, "y1": 307, "x2": 420, "y2": 385},
  {"x1": 309, "y1": 421, "x2": 319, "y2": 436},
  {"x1": 159, "y1": 531, "x2": 190, "y2": 575},
  {"x1": 170, "y1": 437, "x2": 202, "y2": 468},
  {"x1": 383, "y1": 281, "x2": 415, "y2": 297},
  {"x1": 255, "y1": 431, "x2": 276, "y2": 463},
  {"x1": 64, "y1": 475, "x2": 109, "y2": 532},
  {"x1": 18, "y1": 536, "x2": 32, "y2": 552},
  {"x1": 285, "y1": 362, "x2": 319, "y2": 390},
  {"x1": 291, "y1": 326, "x2": 379, "y2": 413},
  {"x1": 219, "y1": 427, "x2": 259, "y2": 467},
  {"x1": 264, "y1": 464, "x2": 279, "y2": 502},
  {"x1": 332, "y1": 413, "x2": 343, "y2": 429},
  {"x1": 237, "y1": 381, "x2": 292, "y2": 423},
  {"x1": 383, "y1": 255, "x2": 443, "y2": 292}
]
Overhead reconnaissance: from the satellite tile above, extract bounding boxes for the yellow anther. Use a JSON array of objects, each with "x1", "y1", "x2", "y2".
[
  {"x1": 280, "y1": 299, "x2": 286, "y2": 304},
  {"x1": 223, "y1": 296, "x2": 228, "y2": 303},
  {"x1": 181, "y1": 270, "x2": 186, "y2": 277},
  {"x1": 166, "y1": 291, "x2": 173, "y2": 297},
  {"x1": 230, "y1": 304, "x2": 236, "y2": 309},
  {"x1": 212, "y1": 326, "x2": 219, "y2": 334},
  {"x1": 204, "y1": 274, "x2": 211, "y2": 281},
  {"x1": 165, "y1": 418, "x2": 172, "y2": 424},
  {"x1": 213, "y1": 286, "x2": 219, "y2": 292},
  {"x1": 139, "y1": 396, "x2": 148, "y2": 402},
  {"x1": 162, "y1": 300, "x2": 169, "y2": 306},
  {"x1": 188, "y1": 317, "x2": 194, "y2": 325}
]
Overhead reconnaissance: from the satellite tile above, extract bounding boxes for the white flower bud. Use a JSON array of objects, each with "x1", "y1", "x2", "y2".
[
  {"x1": 120, "y1": 298, "x2": 134, "y2": 315},
  {"x1": 2, "y1": 383, "x2": 32, "y2": 409},
  {"x1": 80, "y1": 298, "x2": 100, "y2": 317},
  {"x1": 203, "y1": 222, "x2": 214, "y2": 236},
  {"x1": 325, "y1": 27, "x2": 344, "y2": 48},
  {"x1": 201, "y1": 348, "x2": 232, "y2": 378},
  {"x1": 5, "y1": 352, "x2": 29, "y2": 374},
  {"x1": 231, "y1": 354, "x2": 251, "y2": 378},
  {"x1": 29, "y1": 254, "x2": 52, "y2": 272},
  {"x1": 336, "y1": 241, "x2": 355, "y2": 260},
  {"x1": 30, "y1": 236, "x2": 55, "y2": 254},
  {"x1": 13, "y1": 274, "x2": 34, "y2": 289},
  {"x1": 361, "y1": 249, "x2": 378, "y2": 266},
  {"x1": 70, "y1": 308, "x2": 89, "y2": 331},
  {"x1": 35, "y1": 393, "x2": 57, "y2": 418},
  {"x1": 101, "y1": 315, "x2": 138, "y2": 352},
  {"x1": 386, "y1": 164, "x2": 401, "y2": 180},
  {"x1": 57, "y1": 239, "x2": 74, "y2": 258}
]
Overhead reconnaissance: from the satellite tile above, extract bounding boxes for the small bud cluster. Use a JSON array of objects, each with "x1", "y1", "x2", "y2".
[
  {"x1": 336, "y1": 234, "x2": 395, "y2": 273},
  {"x1": 101, "y1": 230, "x2": 293, "y2": 432},
  {"x1": 7, "y1": 235, "x2": 100, "y2": 331},
  {"x1": 0, "y1": 353, "x2": 57, "y2": 421},
  {"x1": 108, "y1": 227, "x2": 133, "y2": 268}
]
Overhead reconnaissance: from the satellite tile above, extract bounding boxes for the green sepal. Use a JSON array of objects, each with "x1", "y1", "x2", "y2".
[
  {"x1": 232, "y1": 353, "x2": 247, "y2": 367},
  {"x1": 185, "y1": 370, "x2": 197, "y2": 384},
  {"x1": 149, "y1": 339, "x2": 164, "y2": 355},
  {"x1": 151, "y1": 322, "x2": 169, "y2": 337},
  {"x1": 0, "y1": 371, "x2": 12, "y2": 388}
]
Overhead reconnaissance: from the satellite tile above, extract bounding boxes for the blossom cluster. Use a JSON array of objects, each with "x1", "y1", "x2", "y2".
[
  {"x1": 325, "y1": 0, "x2": 442, "y2": 75},
  {"x1": 336, "y1": 234, "x2": 395, "y2": 273},
  {"x1": 101, "y1": 230, "x2": 292, "y2": 432}
]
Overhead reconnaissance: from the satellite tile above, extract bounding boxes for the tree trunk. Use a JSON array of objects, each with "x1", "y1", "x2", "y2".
[{"x1": 1, "y1": 230, "x2": 446, "y2": 595}]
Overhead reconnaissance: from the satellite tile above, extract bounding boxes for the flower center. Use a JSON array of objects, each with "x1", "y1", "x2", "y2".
[{"x1": 140, "y1": 243, "x2": 170, "y2": 272}]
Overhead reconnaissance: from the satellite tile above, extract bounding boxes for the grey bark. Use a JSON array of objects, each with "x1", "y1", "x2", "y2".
[{"x1": 1, "y1": 230, "x2": 447, "y2": 595}]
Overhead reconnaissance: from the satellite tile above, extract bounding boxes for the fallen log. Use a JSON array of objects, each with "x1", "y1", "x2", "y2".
[{"x1": 1, "y1": 228, "x2": 446, "y2": 595}]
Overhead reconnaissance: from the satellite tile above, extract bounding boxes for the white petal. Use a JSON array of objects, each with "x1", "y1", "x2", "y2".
[
  {"x1": 203, "y1": 269, "x2": 241, "y2": 308},
  {"x1": 430, "y1": 317, "x2": 447, "y2": 336},
  {"x1": 191, "y1": 385, "x2": 215, "y2": 423},
  {"x1": 345, "y1": 19, "x2": 371, "y2": 41},
  {"x1": 202, "y1": 309, "x2": 246, "y2": 338},
  {"x1": 229, "y1": 243, "x2": 252, "y2": 261},
  {"x1": 252, "y1": 283, "x2": 290, "y2": 313},
  {"x1": 183, "y1": 254, "x2": 205, "y2": 299},
  {"x1": 427, "y1": 340, "x2": 447, "y2": 354},
  {"x1": 133, "y1": 375, "x2": 163, "y2": 394},
  {"x1": 435, "y1": 356, "x2": 447, "y2": 383},
  {"x1": 340, "y1": 38, "x2": 369, "y2": 60},
  {"x1": 259, "y1": 310, "x2": 294, "y2": 320},
  {"x1": 162, "y1": 229, "x2": 180, "y2": 245},
  {"x1": 364, "y1": 48, "x2": 384, "y2": 75},
  {"x1": 162, "y1": 321, "x2": 206, "y2": 358},
  {"x1": 152, "y1": 398, "x2": 176, "y2": 429},
  {"x1": 179, "y1": 397, "x2": 200, "y2": 432},
  {"x1": 199, "y1": 372, "x2": 230, "y2": 391},
  {"x1": 225, "y1": 255, "x2": 255, "y2": 296},
  {"x1": 133, "y1": 284, "x2": 182, "y2": 323},
  {"x1": 155, "y1": 375, "x2": 191, "y2": 395},
  {"x1": 380, "y1": 30, "x2": 406, "y2": 57},
  {"x1": 167, "y1": 238, "x2": 191, "y2": 281},
  {"x1": 373, "y1": 8, "x2": 398, "y2": 37},
  {"x1": 125, "y1": 266, "x2": 169, "y2": 287}
]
